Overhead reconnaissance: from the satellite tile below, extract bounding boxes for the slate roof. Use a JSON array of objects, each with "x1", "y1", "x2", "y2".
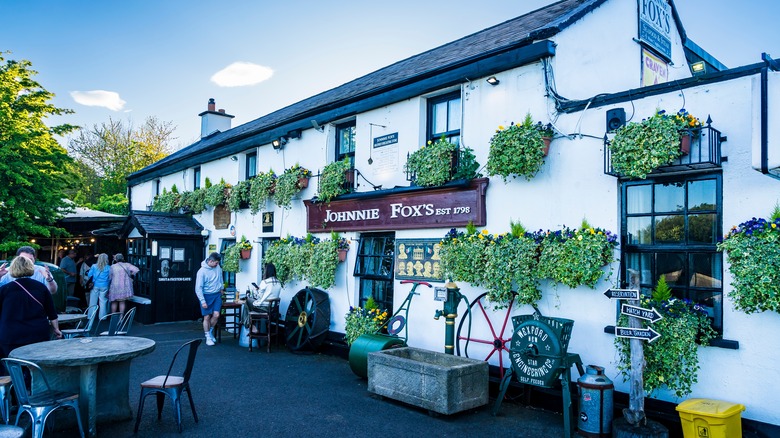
[
  {"x1": 121, "y1": 211, "x2": 204, "y2": 238},
  {"x1": 129, "y1": 0, "x2": 605, "y2": 183}
]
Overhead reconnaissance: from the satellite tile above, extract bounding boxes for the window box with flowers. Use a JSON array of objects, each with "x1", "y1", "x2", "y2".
[
  {"x1": 317, "y1": 158, "x2": 352, "y2": 204},
  {"x1": 227, "y1": 180, "x2": 250, "y2": 212},
  {"x1": 275, "y1": 164, "x2": 312, "y2": 209},
  {"x1": 717, "y1": 207, "x2": 780, "y2": 314},
  {"x1": 204, "y1": 178, "x2": 230, "y2": 208},
  {"x1": 249, "y1": 170, "x2": 276, "y2": 214},
  {"x1": 263, "y1": 233, "x2": 343, "y2": 289},
  {"x1": 179, "y1": 188, "x2": 207, "y2": 214},
  {"x1": 487, "y1": 113, "x2": 548, "y2": 181},
  {"x1": 404, "y1": 137, "x2": 481, "y2": 187}
]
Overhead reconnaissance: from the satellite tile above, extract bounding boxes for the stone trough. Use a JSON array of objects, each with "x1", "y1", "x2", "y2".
[{"x1": 367, "y1": 347, "x2": 488, "y2": 415}]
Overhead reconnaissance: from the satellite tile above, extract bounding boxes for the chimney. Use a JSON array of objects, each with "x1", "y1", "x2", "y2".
[{"x1": 198, "y1": 98, "x2": 235, "y2": 139}]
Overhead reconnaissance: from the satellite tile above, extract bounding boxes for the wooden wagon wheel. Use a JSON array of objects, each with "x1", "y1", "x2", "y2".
[{"x1": 455, "y1": 291, "x2": 515, "y2": 379}]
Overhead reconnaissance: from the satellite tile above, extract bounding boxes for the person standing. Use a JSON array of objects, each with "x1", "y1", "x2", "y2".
[
  {"x1": 0, "y1": 256, "x2": 62, "y2": 362},
  {"x1": 87, "y1": 254, "x2": 112, "y2": 318},
  {"x1": 195, "y1": 252, "x2": 223, "y2": 346},
  {"x1": 0, "y1": 246, "x2": 57, "y2": 295},
  {"x1": 59, "y1": 249, "x2": 78, "y2": 296},
  {"x1": 109, "y1": 254, "x2": 139, "y2": 317}
]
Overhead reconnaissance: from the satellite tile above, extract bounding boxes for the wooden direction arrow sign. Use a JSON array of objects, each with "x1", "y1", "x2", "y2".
[
  {"x1": 603, "y1": 288, "x2": 640, "y2": 300},
  {"x1": 620, "y1": 304, "x2": 664, "y2": 323},
  {"x1": 615, "y1": 326, "x2": 661, "y2": 342}
]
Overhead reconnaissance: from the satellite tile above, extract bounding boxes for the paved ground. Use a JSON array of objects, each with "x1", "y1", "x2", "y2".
[{"x1": 16, "y1": 321, "x2": 568, "y2": 438}]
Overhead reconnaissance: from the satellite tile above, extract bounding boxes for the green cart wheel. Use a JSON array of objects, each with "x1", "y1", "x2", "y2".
[{"x1": 284, "y1": 287, "x2": 330, "y2": 352}]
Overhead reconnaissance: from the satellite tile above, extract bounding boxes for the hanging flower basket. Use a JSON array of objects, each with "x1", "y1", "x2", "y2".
[
  {"x1": 338, "y1": 249, "x2": 348, "y2": 262},
  {"x1": 542, "y1": 136, "x2": 552, "y2": 156},
  {"x1": 298, "y1": 176, "x2": 310, "y2": 189},
  {"x1": 240, "y1": 249, "x2": 251, "y2": 260},
  {"x1": 680, "y1": 132, "x2": 691, "y2": 155}
]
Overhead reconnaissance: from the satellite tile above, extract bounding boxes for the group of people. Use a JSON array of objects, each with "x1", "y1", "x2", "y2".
[
  {"x1": 80, "y1": 253, "x2": 139, "y2": 319},
  {"x1": 195, "y1": 252, "x2": 281, "y2": 347}
]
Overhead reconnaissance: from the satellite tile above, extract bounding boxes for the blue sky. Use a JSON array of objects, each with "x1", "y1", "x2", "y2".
[{"x1": 3, "y1": 0, "x2": 779, "y2": 149}]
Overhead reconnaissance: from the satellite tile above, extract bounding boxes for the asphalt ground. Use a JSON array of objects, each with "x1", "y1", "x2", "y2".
[{"x1": 12, "y1": 320, "x2": 568, "y2": 438}]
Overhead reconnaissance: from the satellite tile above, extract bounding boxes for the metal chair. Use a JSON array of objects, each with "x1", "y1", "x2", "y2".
[
  {"x1": 96, "y1": 312, "x2": 122, "y2": 336},
  {"x1": 61, "y1": 305, "x2": 98, "y2": 339},
  {"x1": 0, "y1": 375, "x2": 11, "y2": 424},
  {"x1": 114, "y1": 307, "x2": 136, "y2": 336},
  {"x1": 1, "y1": 358, "x2": 85, "y2": 438},
  {"x1": 248, "y1": 298, "x2": 280, "y2": 353},
  {"x1": 134, "y1": 339, "x2": 201, "y2": 433}
]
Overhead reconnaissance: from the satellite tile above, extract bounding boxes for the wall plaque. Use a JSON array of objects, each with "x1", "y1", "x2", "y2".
[
  {"x1": 262, "y1": 212, "x2": 274, "y2": 233},
  {"x1": 305, "y1": 178, "x2": 488, "y2": 233},
  {"x1": 395, "y1": 238, "x2": 444, "y2": 283},
  {"x1": 213, "y1": 204, "x2": 231, "y2": 229}
]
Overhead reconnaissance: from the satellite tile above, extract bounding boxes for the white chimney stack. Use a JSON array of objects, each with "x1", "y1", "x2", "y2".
[{"x1": 199, "y1": 98, "x2": 234, "y2": 138}]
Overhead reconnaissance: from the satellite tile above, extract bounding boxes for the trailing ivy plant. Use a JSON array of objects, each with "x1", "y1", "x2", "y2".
[
  {"x1": 274, "y1": 166, "x2": 305, "y2": 209},
  {"x1": 249, "y1": 170, "x2": 276, "y2": 214},
  {"x1": 717, "y1": 208, "x2": 780, "y2": 314},
  {"x1": 608, "y1": 110, "x2": 683, "y2": 179},
  {"x1": 535, "y1": 219, "x2": 618, "y2": 289},
  {"x1": 452, "y1": 146, "x2": 481, "y2": 181},
  {"x1": 221, "y1": 242, "x2": 241, "y2": 273},
  {"x1": 439, "y1": 222, "x2": 489, "y2": 287},
  {"x1": 482, "y1": 220, "x2": 541, "y2": 308},
  {"x1": 307, "y1": 237, "x2": 339, "y2": 289},
  {"x1": 615, "y1": 276, "x2": 716, "y2": 397},
  {"x1": 179, "y1": 188, "x2": 207, "y2": 214},
  {"x1": 152, "y1": 188, "x2": 179, "y2": 213},
  {"x1": 204, "y1": 178, "x2": 229, "y2": 208},
  {"x1": 262, "y1": 234, "x2": 342, "y2": 289},
  {"x1": 487, "y1": 113, "x2": 546, "y2": 181},
  {"x1": 227, "y1": 180, "x2": 250, "y2": 212},
  {"x1": 317, "y1": 158, "x2": 351, "y2": 204},
  {"x1": 405, "y1": 136, "x2": 457, "y2": 187}
]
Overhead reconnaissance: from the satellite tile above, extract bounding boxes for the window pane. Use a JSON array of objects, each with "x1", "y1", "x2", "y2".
[
  {"x1": 625, "y1": 252, "x2": 652, "y2": 285},
  {"x1": 246, "y1": 154, "x2": 257, "y2": 179},
  {"x1": 448, "y1": 98, "x2": 461, "y2": 131},
  {"x1": 627, "y1": 217, "x2": 652, "y2": 244},
  {"x1": 654, "y1": 215, "x2": 684, "y2": 243},
  {"x1": 656, "y1": 252, "x2": 686, "y2": 286},
  {"x1": 654, "y1": 182, "x2": 684, "y2": 212},
  {"x1": 432, "y1": 101, "x2": 448, "y2": 136},
  {"x1": 688, "y1": 179, "x2": 716, "y2": 211},
  {"x1": 626, "y1": 185, "x2": 651, "y2": 214},
  {"x1": 688, "y1": 253, "x2": 722, "y2": 288},
  {"x1": 689, "y1": 213, "x2": 717, "y2": 244},
  {"x1": 338, "y1": 125, "x2": 355, "y2": 155}
]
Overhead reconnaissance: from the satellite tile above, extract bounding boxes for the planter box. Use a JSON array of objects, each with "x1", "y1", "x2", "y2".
[{"x1": 367, "y1": 347, "x2": 488, "y2": 415}]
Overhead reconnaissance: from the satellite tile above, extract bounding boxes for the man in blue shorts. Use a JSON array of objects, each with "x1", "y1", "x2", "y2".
[{"x1": 195, "y1": 252, "x2": 223, "y2": 346}]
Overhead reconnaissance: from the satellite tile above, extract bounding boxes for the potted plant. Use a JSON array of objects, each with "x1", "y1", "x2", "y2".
[
  {"x1": 274, "y1": 165, "x2": 310, "y2": 209},
  {"x1": 405, "y1": 136, "x2": 457, "y2": 187},
  {"x1": 204, "y1": 178, "x2": 230, "y2": 208},
  {"x1": 451, "y1": 146, "x2": 481, "y2": 181},
  {"x1": 608, "y1": 109, "x2": 684, "y2": 179},
  {"x1": 227, "y1": 180, "x2": 250, "y2": 212},
  {"x1": 673, "y1": 109, "x2": 703, "y2": 155},
  {"x1": 536, "y1": 122, "x2": 554, "y2": 156},
  {"x1": 317, "y1": 158, "x2": 352, "y2": 204},
  {"x1": 482, "y1": 221, "x2": 541, "y2": 308},
  {"x1": 221, "y1": 242, "x2": 241, "y2": 273},
  {"x1": 237, "y1": 236, "x2": 252, "y2": 259},
  {"x1": 536, "y1": 219, "x2": 619, "y2": 289},
  {"x1": 307, "y1": 236, "x2": 339, "y2": 289},
  {"x1": 249, "y1": 170, "x2": 276, "y2": 214},
  {"x1": 717, "y1": 206, "x2": 780, "y2": 314},
  {"x1": 179, "y1": 188, "x2": 207, "y2": 214},
  {"x1": 439, "y1": 222, "x2": 489, "y2": 287},
  {"x1": 615, "y1": 276, "x2": 716, "y2": 397},
  {"x1": 487, "y1": 113, "x2": 547, "y2": 181},
  {"x1": 333, "y1": 231, "x2": 351, "y2": 262},
  {"x1": 344, "y1": 297, "x2": 389, "y2": 346}
]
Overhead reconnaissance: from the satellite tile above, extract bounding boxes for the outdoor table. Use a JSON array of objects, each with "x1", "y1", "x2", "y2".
[
  {"x1": 10, "y1": 336, "x2": 155, "y2": 437},
  {"x1": 56, "y1": 313, "x2": 87, "y2": 326}
]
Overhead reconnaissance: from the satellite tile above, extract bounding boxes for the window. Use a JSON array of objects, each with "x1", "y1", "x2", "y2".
[
  {"x1": 246, "y1": 152, "x2": 257, "y2": 180},
  {"x1": 335, "y1": 122, "x2": 356, "y2": 164},
  {"x1": 220, "y1": 239, "x2": 235, "y2": 291},
  {"x1": 193, "y1": 167, "x2": 201, "y2": 189},
  {"x1": 621, "y1": 174, "x2": 723, "y2": 333},
  {"x1": 155, "y1": 179, "x2": 161, "y2": 196},
  {"x1": 427, "y1": 91, "x2": 461, "y2": 145},
  {"x1": 353, "y1": 233, "x2": 395, "y2": 311}
]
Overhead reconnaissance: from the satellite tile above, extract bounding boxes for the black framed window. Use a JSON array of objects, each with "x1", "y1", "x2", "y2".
[
  {"x1": 246, "y1": 152, "x2": 257, "y2": 180},
  {"x1": 336, "y1": 122, "x2": 356, "y2": 164},
  {"x1": 155, "y1": 179, "x2": 161, "y2": 196},
  {"x1": 220, "y1": 239, "x2": 235, "y2": 291},
  {"x1": 427, "y1": 91, "x2": 461, "y2": 145},
  {"x1": 621, "y1": 173, "x2": 723, "y2": 333},
  {"x1": 193, "y1": 167, "x2": 201, "y2": 189},
  {"x1": 353, "y1": 233, "x2": 395, "y2": 311}
]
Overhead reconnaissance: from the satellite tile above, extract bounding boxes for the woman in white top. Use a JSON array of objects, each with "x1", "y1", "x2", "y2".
[{"x1": 241, "y1": 263, "x2": 282, "y2": 331}]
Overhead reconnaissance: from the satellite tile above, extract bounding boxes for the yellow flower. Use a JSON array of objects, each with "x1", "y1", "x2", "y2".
[
  {"x1": 590, "y1": 228, "x2": 595, "y2": 234},
  {"x1": 577, "y1": 235, "x2": 583, "y2": 241},
  {"x1": 478, "y1": 234, "x2": 484, "y2": 239},
  {"x1": 498, "y1": 125, "x2": 505, "y2": 130},
  {"x1": 481, "y1": 229, "x2": 489, "y2": 235},
  {"x1": 773, "y1": 223, "x2": 777, "y2": 229}
]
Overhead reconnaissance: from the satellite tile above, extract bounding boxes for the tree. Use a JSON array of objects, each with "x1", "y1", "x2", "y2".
[
  {"x1": 0, "y1": 53, "x2": 78, "y2": 253},
  {"x1": 67, "y1": 116, "x2": 175, "y2": 198}
]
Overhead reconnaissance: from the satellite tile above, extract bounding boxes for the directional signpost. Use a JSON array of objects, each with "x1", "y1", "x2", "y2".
[
  {"x1": 604, "y1": 288, "x2": 640, "y2": 300},
  {"x1": 620, "y1": 304, "x2": 663, "y2": 323},
  {"x1": 614, "y1": 326, "x2": 661, "y2": 342}
]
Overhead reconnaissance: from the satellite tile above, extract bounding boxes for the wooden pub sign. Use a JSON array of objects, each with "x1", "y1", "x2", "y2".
[{"x1": 304, "y1": 178, "x2": 488, "y2": 233}]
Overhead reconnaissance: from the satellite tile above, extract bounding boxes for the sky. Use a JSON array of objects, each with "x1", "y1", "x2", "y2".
[{"x1": 3, "y1": 0, "x2": 779, "y2": 150}]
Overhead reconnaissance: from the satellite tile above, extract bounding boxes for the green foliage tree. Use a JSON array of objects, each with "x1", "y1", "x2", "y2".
[
  {"x1": 0, "y1": 53, "x2": 78, "y2": 252},
  {"x1": 67, "y1": 115, "x2": 175, "y2": 207}
]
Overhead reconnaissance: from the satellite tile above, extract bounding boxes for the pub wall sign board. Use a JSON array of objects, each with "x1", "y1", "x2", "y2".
[
  {"x1": 395, "y1": 239, "x2": 445, "y2": 283},
  {"x1": 304, "y1": 178, "x2": 488, "y2": 233}
]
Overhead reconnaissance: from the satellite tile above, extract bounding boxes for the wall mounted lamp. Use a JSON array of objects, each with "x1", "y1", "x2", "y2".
[
  {"x1": 287, "y1": 128, "x2": 302, "y2": 139},
  {"x1": 230, "y1": 155, "x2": 238, "y2": 161},
  {"x1": 272, "y1": 136, "x2": 288, "y2": 150},
  {"x1": 486, "y1": 76, "x2": 500, "y2": 86},
  {"x1": 690, "y1": 61, "x2": 706, "y2": 76}
]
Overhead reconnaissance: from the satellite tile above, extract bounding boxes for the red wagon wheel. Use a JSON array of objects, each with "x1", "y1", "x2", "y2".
[{"x1": 455, "y1": 292, "x2": 515, "y2": 379}]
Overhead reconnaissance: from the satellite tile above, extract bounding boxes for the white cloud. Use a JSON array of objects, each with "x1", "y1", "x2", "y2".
[
  {"x1": 211, "y1": 62, "x2": 273, "y2": 87},
  {"x1": 70, "y1": 90, "x2": 126, "y2": 111}
]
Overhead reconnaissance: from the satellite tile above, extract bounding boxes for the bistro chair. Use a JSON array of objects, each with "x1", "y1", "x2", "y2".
[
  {"x1": 248, "y1": 298, "x2": 280, "y2": 353},
  {"x1": 0, "y1": 375, "x2": 11, "y2": 424},
  {"x1": 1, "y1": 358, "x2": 85, "y2": 438},
  {"x1": 96, "y1": 312, "x2": 122, "y2": 336},
  {"x1": 114, "y1": 307, "x2": 137, "y2": 336},
  {"x1": 61, "y1": 305, "x2": 98, "y2": 339},
  {"x1": 134, "y1": 339, "x2": 202, "y2": 433}
]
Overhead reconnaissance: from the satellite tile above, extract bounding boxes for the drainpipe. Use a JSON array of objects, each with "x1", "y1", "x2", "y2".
[{"x1": 760, "y1": 53, "x2": 780, "y2": 180}]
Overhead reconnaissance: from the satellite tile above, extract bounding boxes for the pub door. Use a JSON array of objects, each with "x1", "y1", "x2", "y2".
[{"x1": 152, "y1": 238, "x2": 203, "y2": 322}]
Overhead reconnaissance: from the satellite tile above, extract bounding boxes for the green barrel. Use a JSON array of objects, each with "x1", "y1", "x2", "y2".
[{"x1": 348, "y1": 333, "x2": 406, "y2": 378}]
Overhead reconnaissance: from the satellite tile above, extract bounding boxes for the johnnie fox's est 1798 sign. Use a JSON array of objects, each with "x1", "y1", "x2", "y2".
[{"x1": 304, "y1": 178, "x2": 488, "y2": 233}]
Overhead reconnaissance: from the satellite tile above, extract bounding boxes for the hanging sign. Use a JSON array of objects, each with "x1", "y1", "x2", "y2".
[
  {"x1": 373, "y1": 132, "x2": 398, "y2": 148},
  {"x1": 603, "y1": 288, "x2": 640, "y2": 300},
  {"x1": 641, "y1": 48, "x2": 668, "y2": 87},
  {"x1": 395, "y1": 238, "x2": 445, "y2": 283},
  {"x1": 620, "y1": 304, "x2": 663, "y2": 323},
  {"x1": 637, "y1": 0, "x2": 672, "y2": 60}
]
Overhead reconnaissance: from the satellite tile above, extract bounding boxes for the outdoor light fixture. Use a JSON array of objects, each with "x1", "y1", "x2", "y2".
[
  {"x1": 230, "y1": 155, "x2": 238, "y2": 161},
  {"x1": 486, "y1": 76, "x2": 500, "y2": 86},
  {"x1": 691, "y1": 61, "x2": 706, "y2": 76},
  {"x1": 287, "y1": 128, "x2": 302, "y2": 139},
  {"x1": 272, "y1": 136, "x2": 287, "y2": 150}
]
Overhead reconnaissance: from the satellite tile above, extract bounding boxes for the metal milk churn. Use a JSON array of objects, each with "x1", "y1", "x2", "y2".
[{"x1": 577, "y1": 365, "x2": 614, "y2": 437}]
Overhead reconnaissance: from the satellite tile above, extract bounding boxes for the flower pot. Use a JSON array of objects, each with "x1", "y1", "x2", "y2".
[
  {"x1": 338, "y1": 249, "x2": 348, "y2": 262},
  {"x1": 240, "y1": 249, "x2": 251, "y2": 260},
  {"x1": 298, "y1": 176, "x2": 309, "y2": 189},
  {"x1": 542, "y1": 136, "x2": 552, "y2": 156},
  {"x1": 680, "y1": 132, "x2": 691, "y2": 155}
]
